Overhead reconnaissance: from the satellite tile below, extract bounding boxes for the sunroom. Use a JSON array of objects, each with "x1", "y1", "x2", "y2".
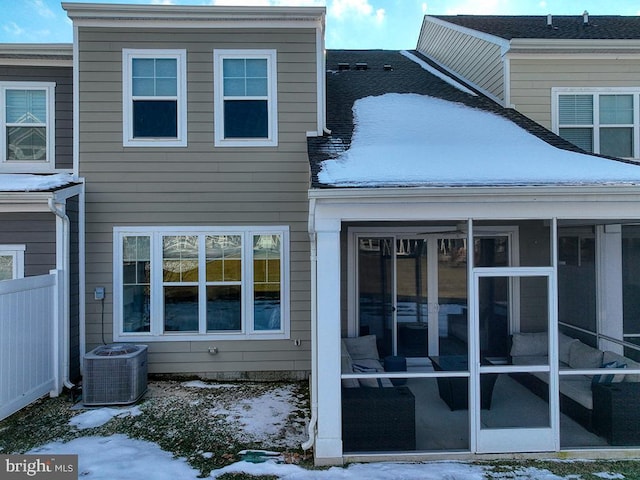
[
  {"x1": 309, "y1": 190, "x2": 640, "y2": 463},
  {"x1": 306, "y1": 87, "x2": 640, "y2": 464}
]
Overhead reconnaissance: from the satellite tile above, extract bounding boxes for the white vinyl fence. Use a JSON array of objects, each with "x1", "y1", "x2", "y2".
[{"x1": 0, "y1": 271, "x2": 62, "y2": 420}]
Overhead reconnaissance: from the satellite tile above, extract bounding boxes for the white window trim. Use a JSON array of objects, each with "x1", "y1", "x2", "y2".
[
  {"x1": 113, "y1": 225, "x2": 290, "y2": 342},
  {"x1": 552, "y1": 86, "x2": 640, "y2": 159},
  {"x1": 122, "y1": 49, "x2": 187, "y2": 147},
  {"x1": 0, "y1": 244, "x2": 26, "y2": 280},
  {"x1": 0, "y1": 82, "x2": 55, "y2": 173},
  {"x1": 213, "y1": 49, "x2": 278, "y2": 147}
]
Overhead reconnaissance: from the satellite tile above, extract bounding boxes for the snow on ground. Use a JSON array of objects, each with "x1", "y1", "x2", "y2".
[
  {"x1": 28, "y1": 435, "x2": 625, "y2": 480},
  {"x1": 0, "y1": 172, "x2": 76, "y2": 191},
  {"x1": 318, "y1": 93, "x2": 640, "y2": 187},
  {"x1": 182, "y1": 380, "x2": 239, "y2": 389},
  {"x1": 69, "y1": 406, "x2": 143, "y2": 430}
]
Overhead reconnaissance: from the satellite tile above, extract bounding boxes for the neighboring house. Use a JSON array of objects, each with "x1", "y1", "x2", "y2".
[
  {"x1": 0, "y1": 44, "x2": 83, "y2": 417},
  {"x1": 416, "y1": 14, "x2": 640, "y2": 160},
  {"x1": 62, "y1": 3, "x2": 325, "y2": 378},
  {"x1": 307, "y1": 49, "x2": 640, "y2": 464}
]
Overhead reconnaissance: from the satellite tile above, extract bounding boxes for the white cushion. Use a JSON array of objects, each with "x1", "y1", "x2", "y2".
[
  {"x1": 603, "y1": 351, "x2": 640, "y2": 382},
  {"x1": 510, "y1": 332, "x2": 548, "y2": 357},
  {"x1": 558, "y1": 333, "x2": 580, "y2": 365},
  {"x1": 342, "y1": 334, "x2": 379, "y2": 360},
  {"x1": 340, "y1": 340, "x2": 359, "y2": 388},
  {"x1": 351, "y1": 359, "x2": 393, "y2": 388},
  {"x1": 568, "y1": 341, "x2": 603, "y2": 369}
]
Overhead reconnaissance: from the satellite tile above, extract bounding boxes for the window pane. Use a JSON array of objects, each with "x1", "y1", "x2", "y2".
[
  {"x1": 7, "y1": 126, "x2": 46, "y2": 160},
  {"x1": 164, "y1": 286, "x2": 198, "y2": 332},
  {"x1": 559, "y1": 127, "x2": 593, "y2": 153},
  {"x1": 132, "y1": 58, "x2": 176, "y2": 97},
  {"x1": 132, "y1": 78, "x2": 155, "y2": 97},
  {"x1": 133, "y1": 100, "x2": 177, "y2": 138},
  {"x1": 246, "y1": 78, "x2": 268, "y2": 97},
  {"x1": 600, "y1": 94, "x2": 633, "y2": 124},
  {"x1": 163, "y1": 235, "x2": 198, "y2": 282},
  {"x1": 224, "y1": 100, "x2": 268, "y2": 138},
  {"x1": 223, "y1": 58, "x2": 245, "y2": 78},
  {"x1": 155, "y1": 58, "x2": 177, "y2": 79},
  {"x1": 122, "y1": 236, "x2": 151, "y2": 333},
  {"x1": 223, "y1": 78, "x2": 245, "y2": 97},
  {"x1": 246, "y1": 59, "x2": 267, "y2": 78},
  {"x1": 207, "y1": 285, "x2": 241, "y2": 331},
  {"x1": 206, "y1": 235, "x2": 242, "y2": 282},
  {"x1": 601, "y1": 127, "x2": 633, "y2": 157},
  {"x1": 559, "y1": 95, "x2": 593, "y2": 125},
  {"x1": 254, "y1": 234, "x2": 281, "y2": 331},
  {"x1": 132, "y1": 58, "x2": 154, "y2": 78},
  {"x1": 6, "y1": 89, "x2": 46, "y2": 124},
  {"x1": 0, "y1": 255, "x2": 13, "y2": 281},
  {"x1": 155, "y1": 78, "x2": 177, "y2": 97}
]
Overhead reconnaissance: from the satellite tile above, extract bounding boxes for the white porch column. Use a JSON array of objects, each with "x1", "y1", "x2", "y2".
[
  {"x1": 597, "y1": 224, "x2": 624, "y2": 353},
  {"x1": 314, "y1": 221, "x2": 343, "y2": 464}
]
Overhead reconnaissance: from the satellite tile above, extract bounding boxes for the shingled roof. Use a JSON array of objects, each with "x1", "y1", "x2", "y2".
[
  {"x1": 427, "y1": 15, "x2": 640, "y2": 40},
  {"x1": 308, "y1": 49, "x2": 594, "y2": 188}
]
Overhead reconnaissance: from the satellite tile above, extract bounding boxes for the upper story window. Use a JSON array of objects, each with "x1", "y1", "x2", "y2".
[
  {"x1": 553, "y1": 88, "x2": 640, "y2": 160},
  {"x1": 122, "y1": 49, "x2": 187, "y2": 147},
  {"x1": 113, "y1": 226, "x2": 289, "y2": 341},
  {"x1": 1, "y1": 83, "x2": 55, "y2": 172},
  {"x1": 0, "y1": 245, "x2": 25, "y2": 281},
  {"x1": 214, "y1": 49, "x2": 278, "y2": 147}
]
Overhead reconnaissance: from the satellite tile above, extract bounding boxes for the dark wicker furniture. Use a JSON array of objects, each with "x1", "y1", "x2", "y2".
[
  {"x1": 342, "y1": 387, "x2": 416, "y2": 451},
  {"x1": 593, "y1": 382, "x2": 640, "y2": 445},
  {"x1": 430, "y1": 355, "x2": 498, "y2": 410}
]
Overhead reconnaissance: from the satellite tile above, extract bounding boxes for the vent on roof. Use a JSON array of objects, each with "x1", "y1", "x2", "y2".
[
  {"x1": 338, "y1": 62, "x2": 350, "y2": 71},
  {"x1": 547, "y1": 14, "x2": 552, "y2": 27},
  {"x1": 583, "y1": 10, "x2": 589, "y2": 25},
  {"x1": 383, "y1": 64, "x2": 393, "y2": 71},
  {"x1": 355, "y1": 62, "x2": 368, "y2": 70}
]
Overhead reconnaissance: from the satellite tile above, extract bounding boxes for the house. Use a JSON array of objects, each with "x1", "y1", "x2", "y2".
[
  {"x1": 416, "y1": 14, "x2": 640, "y2": 160},
  {"x1": 307, "y1": 48, "x2": 640, "y2": 464},
  {"x1": 0, "y1": 43, "x2": 83, "y2": 419},
  {"x1": 62, "y1": 3, "x2": 325, "y2": 378}
]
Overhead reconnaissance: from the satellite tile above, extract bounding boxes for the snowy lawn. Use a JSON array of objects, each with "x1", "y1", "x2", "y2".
[{"x1": 1, "y1": 380, "x2": 639, "y2": 479}]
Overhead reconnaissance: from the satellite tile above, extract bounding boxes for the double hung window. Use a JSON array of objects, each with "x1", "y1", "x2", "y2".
[
  {"x1": 1, "y1": 82, "x2": 54, "y2": 170},
  {"x1": 214, "y1": 49, "x2": 278, "y2": 147},
  {"x1": 0, "y1": 245, "x2": 25, "y2": 281},
  {"x1": 114, "y1": 226, "x2": 289, "y2": 340},
  {"x1": 554, "y1": 88, "x2": 640, "y2": 159},
  {"x1": 122, "y1": 49, "x2": 187, "y2": 147}
]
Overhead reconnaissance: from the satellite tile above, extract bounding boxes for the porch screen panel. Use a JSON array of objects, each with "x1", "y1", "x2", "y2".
[
  {"x1": 253, "y1": 234, "x2": 281, "y2": 331},
  {"x1": 623, "y1": 226, "x2": 640, "y2": 362},
  {"x1": 122, "y1": 236, "x2": 151, "y2": 333},
  {"x1": 358, "y1": 237, "x2": 393, "y2": 357},
  {"x1": 163, "y1": 235, "x2": 198, "y2": 332}
]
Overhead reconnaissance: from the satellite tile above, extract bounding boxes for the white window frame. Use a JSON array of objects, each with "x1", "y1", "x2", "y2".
[
  {"x1": 213, "y1": 49, "x2": 278, "y2": 147},
  {"x1": 122, "y1": 49, "x2": 187, "y2": 147},
  {"x1": 113, "y1": 226, "x2": 290, "y2": 341},
  {"x1": 0, "y1": 82, "x2": 55, "y2": 172},
  {"x1": 0, "y1": 244, "x2": 25, "y2": 280},
  {"x1": 552, "y1": 87, "x2": 640, "y2": 160}
]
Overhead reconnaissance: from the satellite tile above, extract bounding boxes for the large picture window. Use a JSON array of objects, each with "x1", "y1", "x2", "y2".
[
  {"x1": 214, "y1": 49, "x2": 278, "y2": 147},
  {"x1": 114, "y1": 226, "x2": 289, "y2": 341},
  {"x1": 122, "y1": 49, "x2": 187, "y2": 147},
  {"x1": 553, "y1": 88, "x2": 640, "y2": 160},
  {"x1": 1, "y1": 83, "x2": 55, "y2": 171}
]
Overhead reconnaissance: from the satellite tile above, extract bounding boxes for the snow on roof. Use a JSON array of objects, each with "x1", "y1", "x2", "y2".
[
  {"x1": 318, "y1": 93, "x2": 640, "y2": 188},
  {"x1": 0, "y1": 173, "x2": 76, "y2": 192}
]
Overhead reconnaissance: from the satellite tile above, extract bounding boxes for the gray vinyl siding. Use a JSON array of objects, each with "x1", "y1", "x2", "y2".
[
  {"x1": 0, "y1": 213, "x2": 55, "y2": 276},
  {"x1": 509, "y1": 57, "x2": 640, "y2": 130},
  {"x1": 78, "y1": 27, "x2": 317, "y2": 377},
  {"x1": 417, "y1": 18, "x2": 504, "y2": 102},
  {"x1": 0, "y1": 65, "x2": 73, "y2": 170}
]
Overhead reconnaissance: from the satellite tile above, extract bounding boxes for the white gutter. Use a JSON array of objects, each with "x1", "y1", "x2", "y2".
[
  {"x1": 48, "y1": 197, "x2": 75, "y2": 390},
  {"x1": 302, "y1": 197, "x2": 318, "y2": 451}
]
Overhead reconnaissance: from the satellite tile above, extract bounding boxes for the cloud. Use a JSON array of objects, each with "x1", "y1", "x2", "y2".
[
  {"x1": 29, "y1": 0, "x2": 56, "y2": 18},
  {"x1": 444, "y1": 0, "x2": 507, "y2": 15},
  {"x1": 422, "y1": 3, "x2": 428, "y2": 14},
  {"x1": 3, "y1": 22, "x2": 25, "y2": 37},
  {"x1": 210, "y1": 0, "x2": 324, "y2": 5},
  {"x1": 328, "y1": 0, "x2": 385, "y2": 24}
]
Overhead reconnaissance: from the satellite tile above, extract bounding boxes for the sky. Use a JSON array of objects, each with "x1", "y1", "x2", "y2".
[{"x1": 0, "y1": 0, "x2": 638, "y2": 50}]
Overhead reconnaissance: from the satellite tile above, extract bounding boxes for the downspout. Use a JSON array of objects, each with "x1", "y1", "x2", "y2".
[
  {"x1": 48, "y1": 197, "x2": 75, "y2": 389},
  {"x1": 302, "y1": 197, "x2": 318, "y2": 451}
]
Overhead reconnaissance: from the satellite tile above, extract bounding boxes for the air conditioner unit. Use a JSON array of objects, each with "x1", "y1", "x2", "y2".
[{"x1": 83, "y1": 344, "x2": 148, "y2": 406}]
